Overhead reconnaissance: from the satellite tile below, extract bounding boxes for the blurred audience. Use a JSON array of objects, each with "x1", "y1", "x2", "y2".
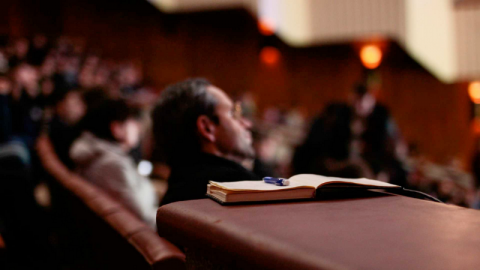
[
  {"x1": 0, "y1": 32, "x2": 478, "y2": 236},
  {"x1": 350, "y1": 83, "x2": 407, "y2": 186},
  {"x1": 10, "y1": 63, "x2": 44, "y2": 149},
  {"x1": 0, "y1": 35, "x2": 163, "y2": 238},
  {"x1": 406, "y1": 151, "x2": 474, "y2": 207},
  {"x1": 1, "y1": 31, "x2": 480, "y2": 270},
  {"x1": 0, "y1": 75, "x2": 12, "y2": 142},
  {"x1": 0, "y1": 34, "x2": 159, "y2": 168},
  {"x1": 290, "y1": 82, "x2": 480, "y2": 206},
  {"x1": 27, "y1": 34, "x2": 49, "y2": 66},
  {"x1": 70, "y1": 99, "x2": 158, "y2": 228},
  {"x1": 293, "y1": 103, "x2": 374, "y2": 179}
]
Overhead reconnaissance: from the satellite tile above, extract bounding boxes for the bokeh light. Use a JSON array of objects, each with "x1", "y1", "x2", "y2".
[
  {"x1": 360, "y1": 45, "x2": 382, "y2": 69},
  {"x1": 258, "y1": 18, "x2": 275, "y2": 36},
  {"x1": 260, "y1": 46, "x2": 280, "y2": 65},
  {"x1": 137, "y1": 160, "x2": 153, "y2": 176},
  {"x1": 468, "y1": 81, "x2": 480, "y2": 104}
]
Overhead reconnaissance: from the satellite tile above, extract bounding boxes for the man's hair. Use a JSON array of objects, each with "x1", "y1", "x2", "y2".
[
  {"x1": 83, "y1": 99, "x2": 140, "y2": 142},
  {"x1": 151, "y1": 78, "x2": 218, "y2": 165}
]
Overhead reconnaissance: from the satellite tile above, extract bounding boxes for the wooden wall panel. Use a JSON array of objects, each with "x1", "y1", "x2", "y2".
[{"x1": 381, "y1": 59, "x2": 473, "y2": 165}]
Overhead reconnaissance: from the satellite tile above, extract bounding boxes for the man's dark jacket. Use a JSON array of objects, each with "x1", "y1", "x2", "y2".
[{"x1": 161, "y1": 153, "x2": 259, "y2": 205}]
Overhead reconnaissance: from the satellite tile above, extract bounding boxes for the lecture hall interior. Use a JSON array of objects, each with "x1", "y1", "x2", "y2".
[{"x1": 1, "y1": 0, "x2": 480, "y2": 269}]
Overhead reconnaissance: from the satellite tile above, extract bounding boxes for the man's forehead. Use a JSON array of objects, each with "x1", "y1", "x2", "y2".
[{"x1": 207, "y1": 85, "x2": 232, "y2": 107}]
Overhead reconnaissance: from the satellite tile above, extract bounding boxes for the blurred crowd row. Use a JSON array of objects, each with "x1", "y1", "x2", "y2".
[
  {"x1": 254, "y1": 98, "x2": 479, "y2": 208},
  {"x1": 0, "y1": 34, "x2": 156, "y2": 173},
  {"x1": 0, "y1": 34, "x2": 479, "y2": 209}
]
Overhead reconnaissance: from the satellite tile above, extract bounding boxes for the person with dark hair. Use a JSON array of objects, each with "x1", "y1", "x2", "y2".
[
  {"x1": 10, "y1": 64, "x2": 43, "y2": 149},
  {"x1": 351, "y1": 82, "x2": 407, "y2": 186},
  {"x1": 47, "y1": 89, "x2": 85, "y2": 169},
  {"x1": 27, "y1": 34, "x2": 49, "y2": 67},
  {"x1": 81, "y1": 87, "x2": 109, "y2": 112},
  {"x1": 8, "y1": 38, "x2": 29, "y2": 68},
  {"x1": 0, "y1": 75, "x2": 12, "y2": 143},
  {"x1": 152, "y1": 78, "x2": 258, "y2": 205},
  {"x1": 70, "y1": 99, "x2": 158, "y2": 228},
  {"x1": 292, "y1": 103, "x2": 373, "y2": 178}
]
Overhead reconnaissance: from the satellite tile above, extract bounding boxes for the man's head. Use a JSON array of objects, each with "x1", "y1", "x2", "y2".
[
  {"x1": 152, "y1": 78, "x2": 254, "y2": 165},
  {"x1": 83, "y1": 99, "x2": 141, "y2": 150}
]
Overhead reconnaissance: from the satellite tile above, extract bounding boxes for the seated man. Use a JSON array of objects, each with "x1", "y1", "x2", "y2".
[
  {"x1": 70, "y1": 99, "x2": 158, "y2": 228},
  {"x1": 152, "y1": 78, "x2": 259, "y2": 205}
]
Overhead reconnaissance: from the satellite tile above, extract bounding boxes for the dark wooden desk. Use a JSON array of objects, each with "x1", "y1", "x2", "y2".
[{"x1": 157, "y1": 192, "x2": 480, "y2": 270}]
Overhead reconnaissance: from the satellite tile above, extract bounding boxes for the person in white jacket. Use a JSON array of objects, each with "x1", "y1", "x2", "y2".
[{"x1": 70, "y1": 99, "x2": 158, "y2": 228}]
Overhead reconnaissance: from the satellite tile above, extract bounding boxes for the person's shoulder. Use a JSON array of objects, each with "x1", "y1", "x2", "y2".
[
  {"x1": 70, "y1": 132, "x2": 90, "y2": 156},
  {"x1": 71, "y1": 133, "x2": 122, "y2": 170},
  {"x1": 98, "y1": 150, "x2": 135, "y2": 176},
  {"x1": 169, "y1": 155, "x2": 259, "y2": 182},
  {"x1": 84, "y1": 155, "x2": 135, "y2": 188},
  {"x1": 196, "y1": 162, "x2": 259, "y2": 182}
]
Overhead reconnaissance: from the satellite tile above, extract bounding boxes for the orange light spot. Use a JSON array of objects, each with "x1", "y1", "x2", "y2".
[
  {"x1": 260, "y1": 46, "x2": 280, "y2": 65},
  {"x1": 258, "y1": 19, "x2": 275, "y2": 36},
  {"x1": 472, "y1": 118, "x2": 480, "y2": 134},
  {"x1": 360, "y1": 45, "x2": 382, "y2": 69},
  {"x1": 469, "y1": 81, "x2": 480, "y2": 104}
]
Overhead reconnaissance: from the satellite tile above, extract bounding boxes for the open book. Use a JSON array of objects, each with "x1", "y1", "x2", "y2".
[{"x1": 207, "y1": 174, "x2": 401, "y2": 204}]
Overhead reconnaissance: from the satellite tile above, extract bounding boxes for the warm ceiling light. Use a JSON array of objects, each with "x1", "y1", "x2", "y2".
[
  {"x1": 360, "y1": 45, "x2": 383, "y2": 69},
  {"x1": 469, "y1": 81, "x2": 480, "y2": 104},
  {"x1": 258, "y1": 18, "x2": 275, "y2": 36},
  {"x1": 260, "y1": 46, "x2": 280, "y2": 65}
]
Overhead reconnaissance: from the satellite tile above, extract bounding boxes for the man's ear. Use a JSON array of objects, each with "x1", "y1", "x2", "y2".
[{"x1": 197, "y1": 115, "x2": 216, "y2": 142}]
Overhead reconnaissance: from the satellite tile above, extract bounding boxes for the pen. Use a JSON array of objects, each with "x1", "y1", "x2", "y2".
[{"x1": 263, "y1": 177, "x2": 290, "y2": 186}]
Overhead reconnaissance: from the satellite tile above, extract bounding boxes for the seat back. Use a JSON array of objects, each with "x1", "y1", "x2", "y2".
[{"x1": 36, "y1": 135, "x2": 185, "y2": 270}]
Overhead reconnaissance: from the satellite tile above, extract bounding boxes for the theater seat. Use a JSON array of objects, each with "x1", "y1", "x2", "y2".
[
  {"x1": 130, "y1": 230, "x2": 188, "y2": 270},
  {"x1": 36, "y1": 134, "x2": 186, "y2": 270},
  {"x1": 104, "y1": 211, "x2": 151, "y2": 238}
]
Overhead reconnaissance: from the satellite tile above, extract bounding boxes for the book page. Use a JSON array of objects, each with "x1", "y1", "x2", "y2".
[
  {"x1": 209, "y1": 180, "x2": 312, "y2": 192},
  {"x1": 289, "y1": 174, "x2": 400, "y2": 189}
]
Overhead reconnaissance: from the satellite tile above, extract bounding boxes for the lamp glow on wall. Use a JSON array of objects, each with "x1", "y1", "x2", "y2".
[
  {"x1": 260, "y1": 46, "x2": 280, "y2": 65},
  {"x1": 360, "y1": 45, "x2": 383, "y2": 69},
  {"x1": 469, "y1": 81, "x2": 480, "y2": 104},
  {"x1": 468, "y1": 81, "x2": 480, "y2": 134}
]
